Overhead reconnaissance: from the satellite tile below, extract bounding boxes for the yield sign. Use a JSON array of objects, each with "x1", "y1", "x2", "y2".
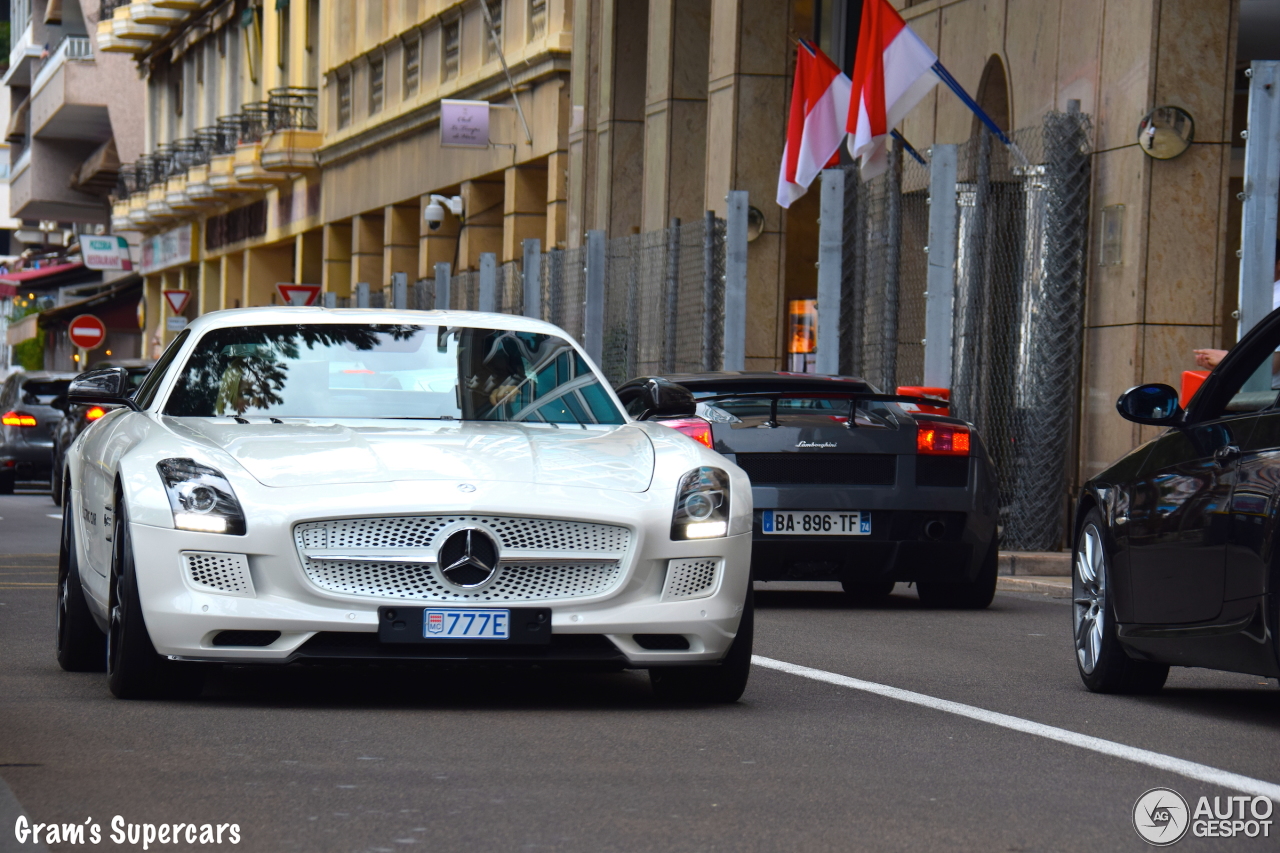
[
  {"x1": 68, "y1": 314, "x2": 107, "y2": 350},
  {"x1": 162, "y1": 289, "x2": 192, "y2": 315},
  {"x1": 276, "y1": 283, "x2": 322, "y2": 306}
]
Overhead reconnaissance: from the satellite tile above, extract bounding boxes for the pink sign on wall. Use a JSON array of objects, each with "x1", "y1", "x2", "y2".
[{"x1": 440, "y1": 100, "x2": 490, "y2": 148}]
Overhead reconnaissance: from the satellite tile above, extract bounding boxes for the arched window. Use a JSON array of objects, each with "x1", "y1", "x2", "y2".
[{"x1": 972, "y1": 55, "x2": 1010, "y2": 138}]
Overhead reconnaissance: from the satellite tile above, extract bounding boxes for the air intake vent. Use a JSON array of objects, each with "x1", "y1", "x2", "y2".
[
  {"x1": 182, "y1": 551, "x2": 254, "y2": 597},
  {"x1": 735, "y1": 453, "x2": 896, "y2": 486},
  {"x1": 662, "y1": 558, "x2": 720, "y2": 601}
]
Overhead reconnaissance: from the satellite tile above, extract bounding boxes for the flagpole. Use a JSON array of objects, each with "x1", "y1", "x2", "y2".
[{"x1": 931, "y1": 61, "x2": 1032, "y2": 169}]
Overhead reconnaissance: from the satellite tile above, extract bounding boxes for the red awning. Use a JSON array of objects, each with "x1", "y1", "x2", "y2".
[
  {"x1": 0, "y1": 261, "x2": 85, "y2": 285},
  {"x1": 0, "y1": 283, "x2": 15, "y2": 297}
]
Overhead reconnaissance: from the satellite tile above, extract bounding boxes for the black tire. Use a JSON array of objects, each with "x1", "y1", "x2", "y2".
[
  {"x1": 56, "y1": 485, "x2": 106, "y2": 672},
  {"x1": 1073, "y1": 509, "x2": 1168, "y2": 694},
  {"x1": 0, "y1": 472, "x2": 14, "y2": 494},
  {"x1": 917, "y1": 537, "x2": 999, "y2": 609},
  {"x1": 649, "y1": 587, "x2": 753, "y2": 704},
  {"x1": 841, "y1": 577, "x2": 895, "y2": 604},
  {"x1": 107, "y1": 497, "x2": 205, "y2": 700},
  {"x1": 50, "y1": 460, "x2": 62, "y2": 506}
]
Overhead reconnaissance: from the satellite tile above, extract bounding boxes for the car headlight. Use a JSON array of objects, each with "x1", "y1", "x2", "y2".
[
  {"x1": 671, "y1": 466, "x2": 730, "y2": 540},
  {"x1": 157, "y1": 458, "x2": 247, "y2": 535}
]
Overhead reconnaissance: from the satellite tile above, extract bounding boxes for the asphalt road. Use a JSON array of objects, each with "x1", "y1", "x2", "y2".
[{"x1": 2, "y1": 488, "x2": 1279, "y2": 852}]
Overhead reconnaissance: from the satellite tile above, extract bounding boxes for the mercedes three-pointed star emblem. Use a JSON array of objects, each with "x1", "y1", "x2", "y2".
[{"x1": 438, "y1": 528, "x2": 500, "y2": 588}]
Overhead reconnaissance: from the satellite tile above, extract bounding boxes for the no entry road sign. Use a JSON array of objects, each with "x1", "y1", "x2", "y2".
[{"x1": 68, "y1": 314, "x2": 107, "y2": 350}]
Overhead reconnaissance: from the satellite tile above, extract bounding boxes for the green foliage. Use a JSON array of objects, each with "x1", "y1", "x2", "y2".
[{"x1": 13, "y1": 327, "x2": 44, "y2": 371}]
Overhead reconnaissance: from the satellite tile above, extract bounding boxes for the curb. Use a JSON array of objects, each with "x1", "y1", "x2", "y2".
[
  {"x1": 999, "y1": 551, "x2": 1071, "y2": 576},
  {"x1": 997, "y1": 576, "x2": 1072, "y2": 598}
]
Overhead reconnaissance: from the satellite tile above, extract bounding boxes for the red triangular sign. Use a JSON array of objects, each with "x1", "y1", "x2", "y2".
[
  {"x1": 162, "y1": 290, "x2": 191, "y2": 314},
  {"x1": 276, "y1": 283, "x2": 322, "y2": 306}
]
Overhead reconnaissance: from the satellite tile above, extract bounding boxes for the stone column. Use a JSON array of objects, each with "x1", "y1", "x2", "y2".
[
  {"x1": 458, "y1": 178, "x2": 504, "y2": 270},
  {"x1": 703, "y1": 0, "x2": 789, "y2": 369},
  {"x1": 504, "y1": 164, "x2": 549, "y2": 262},
  {"x1": 383, "y1": 204, "x2": 418, "y2": 287},
  {"x1": 244, "y1": 244, "x2": 292, "y2": 307},
  {"x1": 322, "y1": 221, "x2": 352, "y2": 296},
  {"x1": 565, "y1": 0, "x2": 602, "y2": 248},
  {"x1": 199, "y1": 259, "x2": 220, "y2": 314},
  {"x1": 220, "y1": 252, "x2": 243, "y2": 310},
  {"x1": 592, "y1": 0, "x2": 648, "y2": 237},
  {"x1": 351, "y1": 213, "x2": 385, "y2": 291},
  {"x1": 641, "y1": 0, "x2": 710, "y2": 232},
  {"x1": 295, "y1": 228, "x2": 323, "y2": 285}
]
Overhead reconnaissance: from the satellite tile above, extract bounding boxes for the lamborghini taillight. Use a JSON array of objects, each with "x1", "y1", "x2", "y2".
[{"x1": 916, "y1": 420, "x2": 970, "y2": 456}]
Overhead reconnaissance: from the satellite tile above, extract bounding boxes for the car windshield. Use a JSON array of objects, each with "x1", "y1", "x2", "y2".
[{"x1": 163, "y1": 323, "x2": 625, "y2": 424}]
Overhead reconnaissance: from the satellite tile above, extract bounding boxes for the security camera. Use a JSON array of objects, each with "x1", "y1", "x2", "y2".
[
  {"x1": 424, "y1": 194, "x2": 464, "y2": 231},
  {"x1": 424, "y1": 200, "x2": 445, "y2": 230}
]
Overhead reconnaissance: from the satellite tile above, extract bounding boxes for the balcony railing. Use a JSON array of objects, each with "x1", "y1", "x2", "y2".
[
  {"x1": 98, "y1": 0, "x2": 130, "y2": 20},
  {"x1": 149, "y1": 144, "x2": 174, "y2": 186},
  {"x1": 31, "y1": 35, "x2": 94, "y2": 93},
  {"x1": 214, "y1": 115, "x2": 246, "y2": 154},
  {"x1": 267, "y1": 87, "x2": 318, "y2": 132},
  {"x1": 239, "y1": 102, "x2": 271, "y2": 145}
]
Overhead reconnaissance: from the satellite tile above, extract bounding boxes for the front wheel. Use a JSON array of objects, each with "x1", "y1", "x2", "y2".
[
  {"x1": 649, "y1": 588, "x2": 753, "y2": 703},
  {"x1": 1073, "y1": 510, "x2": 1168, "y2": 694},
  {"x1": 56, "y1": 488, "x2": 106, "y2": 672},
  {"x1": 107, "y1": 499, "x2": 205, "y2": 700}
]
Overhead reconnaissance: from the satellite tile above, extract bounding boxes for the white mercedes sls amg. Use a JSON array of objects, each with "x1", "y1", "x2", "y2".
[{"x1": 55, "y1": 308, "x2": 753, "y2": 701}]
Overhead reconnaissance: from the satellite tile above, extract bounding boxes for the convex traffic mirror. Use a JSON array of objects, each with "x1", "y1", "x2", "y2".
[{"x1": 1137, "y1": 106, "x2": 1194, "y2": 160}]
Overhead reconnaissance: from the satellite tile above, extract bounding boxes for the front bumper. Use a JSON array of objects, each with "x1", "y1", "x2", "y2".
[{"x1": 129, "y1": 520, "x2": 752, "y2": 668}]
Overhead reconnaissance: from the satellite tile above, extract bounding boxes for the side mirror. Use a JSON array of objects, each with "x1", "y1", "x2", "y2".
[
  {"x1": 67, "y1": 367, "x2": 140, "y2": 411},
  {"x1": 616, "y1": 377, "x2": 696, "y2": 420},
  {"x1": 1116, "y1": 383, "x2": 1182, "y2": 426}
]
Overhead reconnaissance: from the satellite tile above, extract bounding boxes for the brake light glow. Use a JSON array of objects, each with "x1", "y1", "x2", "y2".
[
  {"x1": 1, "y1": 411, "x2": 36, "y2": 427},
  {"x1": 85, "y1": 406, "x2": 107, "y2": 421},
  {"x1": 656, "y1": 417, "x2": 713, "y2": 449},
  {"x1": 916, "y1": 420, "x2": 970, "y2": 456}
]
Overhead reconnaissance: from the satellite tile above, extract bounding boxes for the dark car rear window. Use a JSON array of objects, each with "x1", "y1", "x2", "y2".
[{"x1": 21, "y1": 380, "x2": 71, "y2": 404}]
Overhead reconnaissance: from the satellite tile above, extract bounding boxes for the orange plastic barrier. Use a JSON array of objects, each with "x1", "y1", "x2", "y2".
[
  {"x1": 1180, "y1": 370, "x2": 1209, "y2": 408},
  {"x1": 896, "y1": 386, "x2": 950, "y2": 416}
]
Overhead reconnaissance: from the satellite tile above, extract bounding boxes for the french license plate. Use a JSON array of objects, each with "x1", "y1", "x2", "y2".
[
  {"x1": 762, "y1": 510, "x2": 871, "y2": 535},
  {"x1": 423, "y1": 608, "x2": 509, "y2": 640}
]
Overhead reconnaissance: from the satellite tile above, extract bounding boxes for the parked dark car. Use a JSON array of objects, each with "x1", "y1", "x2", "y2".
[
  {"x1": 1075, "y1": 308, "x2": 1280, "y2": 693},
  {"x1": 48, "y1": 359, "x2": 153, "y2": 505},
  {"x1": 0, "y1": 371, "x2": 76, "y2": 493},
  {"x1": 616, "y1": 372, "x2": 1001, "y2": 608}
]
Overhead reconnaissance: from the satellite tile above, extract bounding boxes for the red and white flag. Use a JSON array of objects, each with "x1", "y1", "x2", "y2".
[
  {"x1": 776, "y1": 41, "x2": 851, "y2": 209},
  {"x1": 846, "y1": 0, "x2": 941, "y2": 179}
]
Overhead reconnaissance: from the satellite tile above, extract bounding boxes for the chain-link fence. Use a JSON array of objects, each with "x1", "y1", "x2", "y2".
[
  {"x1": 327, "y1": 217, "x2": 727, "y2": 388},
  {"x1": 838, "y1": 110, "x2": 1092, "y2": 550}
]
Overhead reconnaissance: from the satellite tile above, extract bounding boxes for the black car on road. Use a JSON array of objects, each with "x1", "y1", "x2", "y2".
[
  {"x1": 0, "y1": 371, "x2": 76, "y2": 493},
  {"x1": 48, "y1": 359, "x2": 152, "y2": 505},
  {"x1": 616, "y1": 372, "x2": 1001, "y2": 608},
  {"x1": 1076, "y1": 307, "x2": 1280, "y2": 693}
]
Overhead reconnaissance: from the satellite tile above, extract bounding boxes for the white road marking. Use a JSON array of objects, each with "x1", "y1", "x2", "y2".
[
  {"x1": 46, "y1": 514, "x2": 62, "y2": 520},
  {"x1": 752, "y1": 655, "x2": 1280, "y2": 802}
]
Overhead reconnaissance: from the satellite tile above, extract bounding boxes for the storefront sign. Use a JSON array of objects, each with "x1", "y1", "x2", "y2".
[
  {"x1": 139, "y1": 224, "x2": 194, "y2": 275},
  {"x1": 441, "y1": 100, "x2": 490, "y2": 148},
  {"x1": 83, "y1": 235, "x2": 133, "y2": 271}
]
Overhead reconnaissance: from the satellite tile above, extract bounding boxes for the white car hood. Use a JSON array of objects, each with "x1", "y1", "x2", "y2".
[{"x1": 167, "y1": 419, "x2": 655, "y2": 492}]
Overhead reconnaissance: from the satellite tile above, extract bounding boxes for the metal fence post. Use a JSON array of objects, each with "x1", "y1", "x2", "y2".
[
  {"x1": 323, "y1": 292, "x2": 336, "y2": 309},
  {"x1": 391, "y1": 272, "x2": 407, "y2": 309},
  {"x1": 1240, "y1": 60, "x2": 1280, "y2": 381},
  {"x1": 522, "y1": 238, "x2": 541, "y2": 319},
  {"x1": 478, "y1": 253, "x2": 497, "y2": 313},
  {"x1": 664, "y1": 218, "x2": 680, "y2": 373},
  {"x1": 881, "y1": 145, "x2": 903, "y2": 392},
  {"x1": 355, "y1": 282, "x2": 370, "y2": 308},
  {"x1": 584, "y1": 230, "x2": 606, "y2": 363},
  {"x1": 924, "y1": 144, "x2": 958, "y2": 387},
  {"x1": 434, "y1": 262, "x2": 451, "y2": 309},
  {"x1": 723, "y1": 190, "x2": 749, "y2": 371},
  {"x1": 817, "y1": 170, "x2": 844, "y2": 375},
  {"x1": 701, "y1": 211, "x2": 717, "y2": 372}
]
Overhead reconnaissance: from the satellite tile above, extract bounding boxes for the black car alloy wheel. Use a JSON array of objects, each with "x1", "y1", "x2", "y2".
[{"x1": 1073, "y1": 508, "x2": 1168, "y2": 694}]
